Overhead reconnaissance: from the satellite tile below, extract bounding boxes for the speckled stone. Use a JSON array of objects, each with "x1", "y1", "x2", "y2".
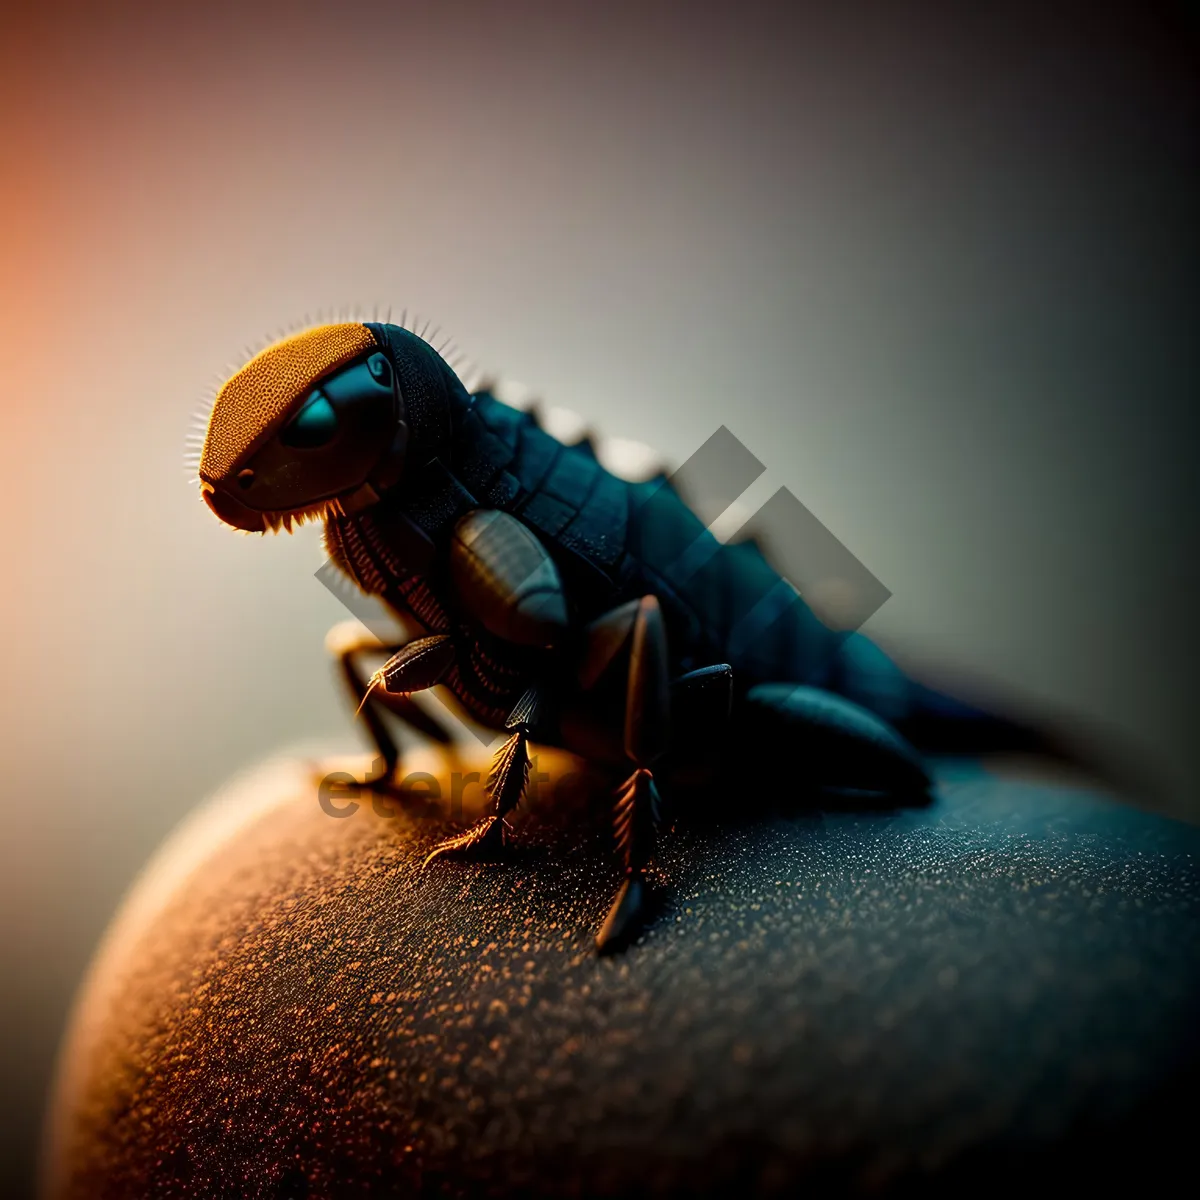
[{"x1": 42, "y1": 749, "x2": 1200, "y2": 1198}]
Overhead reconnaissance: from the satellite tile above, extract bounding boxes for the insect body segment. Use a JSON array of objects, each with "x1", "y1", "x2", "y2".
[{"x1": 199, "y1": 319, "x2": 1013, "y2": 952}]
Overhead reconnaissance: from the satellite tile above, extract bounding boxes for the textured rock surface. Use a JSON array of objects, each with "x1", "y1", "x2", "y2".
[{"x1": 43, "y1": 747, "x2": 1200, "y2": 1198}]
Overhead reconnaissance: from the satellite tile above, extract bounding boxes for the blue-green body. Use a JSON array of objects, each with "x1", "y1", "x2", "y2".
[{"x1": 322, "y1": 321, "x2": 1008, "y2": 754}]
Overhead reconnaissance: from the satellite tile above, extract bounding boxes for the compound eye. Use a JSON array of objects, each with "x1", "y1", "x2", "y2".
[
  {"x1": 367, "y1": 352, "x2": 392, "y2": 387},
  {"x1": 281, "y1": 390, "x2": 338, "y2": 448}
]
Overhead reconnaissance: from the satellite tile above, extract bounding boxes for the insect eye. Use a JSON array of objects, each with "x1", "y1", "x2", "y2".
[
  {"x1": 281, "y1": 391, "x2": 338, "y2": 449},
  {"x1": 367, "y1": 352, "x2": 392, "y2": 387}
]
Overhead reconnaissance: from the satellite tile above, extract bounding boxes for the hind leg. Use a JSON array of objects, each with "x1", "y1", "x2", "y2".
[
  {"x1": 737, "y1": 683, "x2": 931, "y2": 801},
  {"x1": 595, "y1": 596, "x2": 673, "y2": 954}
]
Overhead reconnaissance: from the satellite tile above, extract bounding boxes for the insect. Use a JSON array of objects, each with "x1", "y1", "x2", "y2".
[{"x1": 196, "y1": 319, "x2": 1032, "y2": 952}]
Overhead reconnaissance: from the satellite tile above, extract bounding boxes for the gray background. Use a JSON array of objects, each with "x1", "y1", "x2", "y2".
[{"x1": 1, "y1": 1, "x2": 1196, "y2": 1194}]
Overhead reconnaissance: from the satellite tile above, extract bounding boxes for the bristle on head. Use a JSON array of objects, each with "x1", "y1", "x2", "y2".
[
  {"x1": 256, "y1": 496, "x2": 346, "y2": 535},
  {"x1": 190, "y1": 309, "x2": 487, "y2": 516}
]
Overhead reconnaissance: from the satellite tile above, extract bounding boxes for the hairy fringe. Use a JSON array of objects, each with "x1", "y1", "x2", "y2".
[{"x1": 252, "y1": 496, "x2": 346, "y2": 535}]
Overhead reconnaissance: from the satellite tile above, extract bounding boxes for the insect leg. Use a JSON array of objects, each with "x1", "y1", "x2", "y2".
[
  {"x1": 326, "y1": 622, "x2": 458, "y2": 791},
  {"x1": 422, "y1": 686, "x2": 543, "y2": 866},
  {"x1": 596, "y1": 596, "x2": 670, "y2": 954}
]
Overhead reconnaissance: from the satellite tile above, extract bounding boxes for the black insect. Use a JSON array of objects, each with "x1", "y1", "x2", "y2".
[{"x1": 196, "y1": 320, "x2": 1032, "y2": 951}]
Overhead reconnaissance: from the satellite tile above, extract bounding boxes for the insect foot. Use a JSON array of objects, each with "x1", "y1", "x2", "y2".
[
  {"x1": 596, "y1": 768, "x2": 662, "y2": 955},
  {"x1": 422, "y1": 710, "x2": 536, "y2": 870},
  {"x1": 421, "y1": 815, "x2": 506, "y2": 867},
  {"x1": 596, "y1": 876, "x2": 650, "y2": 956}
]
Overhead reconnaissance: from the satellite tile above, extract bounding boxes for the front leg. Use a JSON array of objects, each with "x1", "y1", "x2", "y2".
[
  {"x1": 327, "y1": 622, "x2": 458, "y2": 789},
  {"x1": 328, "y1": 621, "x2": 457, "y2": 790}
]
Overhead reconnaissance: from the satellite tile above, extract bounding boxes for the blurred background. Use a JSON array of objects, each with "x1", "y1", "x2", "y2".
[{"x1": 1, "y1": 0, "x2": 1196, "y2": 1193}]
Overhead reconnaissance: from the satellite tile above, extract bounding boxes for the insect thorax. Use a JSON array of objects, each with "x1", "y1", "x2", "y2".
[{"x1": 323, "y1": 496, "x2": 542, "y2": 729}]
